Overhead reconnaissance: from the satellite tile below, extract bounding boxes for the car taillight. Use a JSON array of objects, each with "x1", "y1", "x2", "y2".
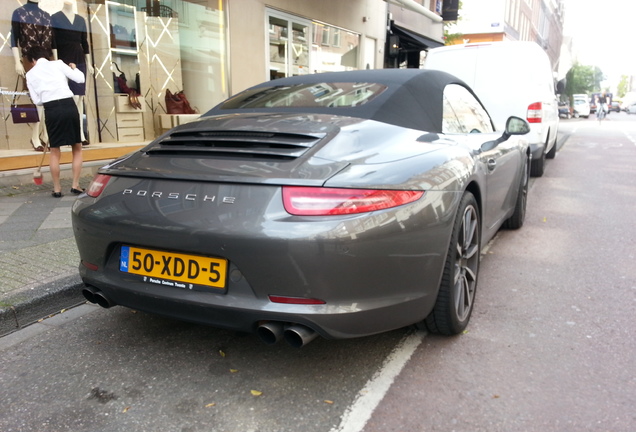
[
  {"x1": 86, "y1": 174, "x2": 111, "y2": 198},
  {"x1": 527, "y1": 102, "x2": 543, "y2": 123},
  {"x1": 282, "y1": 186, "x2": 424, "y2": 216}
]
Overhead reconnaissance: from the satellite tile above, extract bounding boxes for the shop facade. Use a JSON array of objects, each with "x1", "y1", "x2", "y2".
[{"x1": 1, "y1": 0, "x2": 441, "y2": 156}]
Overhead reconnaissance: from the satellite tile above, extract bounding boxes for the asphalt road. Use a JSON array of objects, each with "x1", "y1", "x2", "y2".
[{"x1": 1, "y1": 113, "x2": 635, "y2": 432}]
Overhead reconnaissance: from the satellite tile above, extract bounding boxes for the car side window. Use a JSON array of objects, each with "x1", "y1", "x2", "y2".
[
  {"x1": 443, "y1": 84, "x2": 494, "y2": 134},
  {"x1": 442, "y1": 93, "x2": 464, "y2": 134}
]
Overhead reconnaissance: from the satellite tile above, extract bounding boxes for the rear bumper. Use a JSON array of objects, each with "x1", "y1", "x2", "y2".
[{"x1": 79, "y1": 268, "x2": 437, "y2": 339}]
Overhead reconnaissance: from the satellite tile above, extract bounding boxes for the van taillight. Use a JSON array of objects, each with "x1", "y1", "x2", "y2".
[{"x1": 527, "y1": 102, "x2": 542, "y2": 123}]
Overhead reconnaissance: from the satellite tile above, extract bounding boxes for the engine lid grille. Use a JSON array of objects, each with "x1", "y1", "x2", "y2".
[{"x1": 146, "y1": 130, "x2": 327, "y2": 160}]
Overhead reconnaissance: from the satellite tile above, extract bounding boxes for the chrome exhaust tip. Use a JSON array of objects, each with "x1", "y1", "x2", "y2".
[
  {"x1": 257, "y1": 321, "x2": 285, "y2": 345},
  {"x1": 284, "y1": 324, "x2": 318, "y2": 348}
]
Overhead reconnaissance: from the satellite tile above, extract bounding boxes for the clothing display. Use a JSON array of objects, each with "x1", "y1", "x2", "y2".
[
  {"x1": 11, "y1": 1, "x2": 55, "y2": 58},
  {"x1": 52, "y1": 11, "x2": 90, "y2": 95}
]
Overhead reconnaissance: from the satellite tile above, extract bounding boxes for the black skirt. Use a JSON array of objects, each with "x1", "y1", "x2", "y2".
[{"x1": 43, "y1": 98, "x2": 81, "y2": 148}]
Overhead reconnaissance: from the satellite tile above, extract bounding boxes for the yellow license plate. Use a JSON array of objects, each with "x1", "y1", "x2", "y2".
[{"x1": 120, "y1": 246, "x2": 227, "y2": 289}]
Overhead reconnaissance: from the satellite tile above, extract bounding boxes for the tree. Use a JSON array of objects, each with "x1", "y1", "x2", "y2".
[
  {"x1": 565, "y1": 63, "x2": 604, "y2": 100},
  {"x1": 443, "y1": 1, "x2": 463, "y2": 45},
  {"x1": 617, "y1": 75, "x2": 630, "y2": 98}
]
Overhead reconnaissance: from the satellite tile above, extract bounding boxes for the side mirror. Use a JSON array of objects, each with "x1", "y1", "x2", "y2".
[
  {"x1": 480, "y1": 116, "x2": 530, "y2": 152},
  {"x1": 505, "y1": 116, "x2": 531, "y2": 135}
]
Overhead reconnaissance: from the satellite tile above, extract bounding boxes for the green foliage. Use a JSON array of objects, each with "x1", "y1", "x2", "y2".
[
  {"x1": 443, "y1": 1, "x2": 463, "y2": 45},
  {"x1": 565, "y1": 63, "x2": 605, "y2": 101},
  {"x1": 617, "y1": 75, "x2": 629, "y2": 98},
  {"x1": 443, "y1": 30, "x2": 463, "y2": 45}
]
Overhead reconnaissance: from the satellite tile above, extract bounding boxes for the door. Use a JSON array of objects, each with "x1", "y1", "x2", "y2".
[{"x1": 267, "y1": 11, "x2": 310, "y2": 80}]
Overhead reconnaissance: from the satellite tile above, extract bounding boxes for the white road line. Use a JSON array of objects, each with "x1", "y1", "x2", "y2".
[{"x1": 330, "y1": 330, "x2": 425, "y2": 432}]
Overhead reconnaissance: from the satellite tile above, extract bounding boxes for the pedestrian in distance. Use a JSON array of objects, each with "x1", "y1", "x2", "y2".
[{"x1": 25, "y1": 45, "x2": 85, "y2": 197}]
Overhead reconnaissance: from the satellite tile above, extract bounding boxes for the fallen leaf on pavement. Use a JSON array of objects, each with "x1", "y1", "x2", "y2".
[{"x1": 251, "y1": 390, "x2": 262, "y2": 396}]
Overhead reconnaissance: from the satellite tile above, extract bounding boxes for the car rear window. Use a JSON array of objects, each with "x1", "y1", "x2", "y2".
[{"x1": 218, "y1": 82, "x2": 388, "y2": 109}]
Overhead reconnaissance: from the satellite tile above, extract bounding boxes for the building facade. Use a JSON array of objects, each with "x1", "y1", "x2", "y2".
[
  {"x1": 0, "y1": 0, "x2": 446, "y2": 157},
  {"x1": 445, "y1": 0, "x2": 564, "y2": 73}
]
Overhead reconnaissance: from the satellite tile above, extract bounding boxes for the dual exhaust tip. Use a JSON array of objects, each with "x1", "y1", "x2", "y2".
[
  {"x1": 257, "y1": 321, "x2": 318, "y2": 348},
  {"x1": 82, "y1": 286, "x2": 318, "y2": 348},
  {"x1": 82, "y1": 286, "x2": 114, "y2": 309}
]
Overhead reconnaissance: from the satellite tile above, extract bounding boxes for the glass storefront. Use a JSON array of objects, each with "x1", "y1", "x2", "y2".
[
  {"x1": 0, "y1": 1, "x2": 363, "y2": 153},
  {"x1": 0, "y1": 0, "x2": 228, "y2": 151}
]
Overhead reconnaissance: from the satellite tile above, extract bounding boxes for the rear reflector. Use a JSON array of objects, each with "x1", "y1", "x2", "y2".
[
  {"x1": 282, "y1": 186, "x2": 424, "y2": 216},
  {"x1": 527, "y1": 102, "x2": 543, "y2": 123},
  {"x1": 82, "y1": 260, "x2": 99, "y2": 271},
  {"x1": 269, "y1": 295, "x2": 326, "y2": 305}
]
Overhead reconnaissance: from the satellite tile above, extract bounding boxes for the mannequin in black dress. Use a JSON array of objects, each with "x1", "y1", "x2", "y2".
[
  {"x1": 52, "y1": 0, "x2": 94, "y2": 145},
  {"x1": 11, "y1": 0, "x2": 56, "y2": 151}
]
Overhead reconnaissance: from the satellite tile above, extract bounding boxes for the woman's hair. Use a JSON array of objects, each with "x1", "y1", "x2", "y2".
[{"x1": 25, "y1": 46, "x2": 52, "y2": 63}]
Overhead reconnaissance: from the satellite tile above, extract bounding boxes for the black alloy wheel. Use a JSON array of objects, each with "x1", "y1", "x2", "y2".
[{"x1": 423, "y1": 192, "x2": 481, "y2": 335}]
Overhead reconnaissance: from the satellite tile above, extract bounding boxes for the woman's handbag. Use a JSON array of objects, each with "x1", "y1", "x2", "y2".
[
  {"x1": 112, "y1": 62, "x2": 142, "y2": 109},
  {"x1": 11, "y1": 78, "x2": 39, "y2": 124},
  {"x1": 165, "y1": 89, "x2": 196, "y2": 114}
]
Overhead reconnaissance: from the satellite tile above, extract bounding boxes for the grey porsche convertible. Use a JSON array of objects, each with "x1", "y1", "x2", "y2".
[{"x1": 72, "y1": 69, "x2": 531, "y2": 347}]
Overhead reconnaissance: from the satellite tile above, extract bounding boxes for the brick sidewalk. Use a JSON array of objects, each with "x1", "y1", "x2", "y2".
[{"x1": 0, "y1": 175, "x2": 94, "y2": 336}]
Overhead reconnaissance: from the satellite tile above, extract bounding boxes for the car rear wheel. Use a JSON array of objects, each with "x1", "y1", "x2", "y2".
[
  {"x1": 422, "y1": 192, "x2": 480, "y2": 335},
  {"x1": 502, "y1": 151, "x2": 530, "y2": 230}
]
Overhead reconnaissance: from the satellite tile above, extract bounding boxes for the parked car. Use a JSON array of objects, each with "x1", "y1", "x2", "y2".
[
  {"x1": 424, "y1": 41, "x2": 559, "y2": 177},
  {"x1": 626, "y1": 103, "x2": 636, "y2": 114},
  {"x1": 558, "y1": 101, "x2": 571, "y2": 119},
  {"x1": 72, "y1": 69, "x2": 531, "y2": 347},
  {"x1": 572, "y1": 98, "x2": 590, "y2": 118},
  {"x1": 608, "y1": 102, "x2": 621, "y2": 113}
]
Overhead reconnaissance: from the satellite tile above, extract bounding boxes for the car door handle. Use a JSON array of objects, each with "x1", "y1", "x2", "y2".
[{"x1": 487, "y1": 159, "x2": 496, "y2": 172}]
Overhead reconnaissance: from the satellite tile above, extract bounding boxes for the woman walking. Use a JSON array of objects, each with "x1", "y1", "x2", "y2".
[{"x1": 25, "y1": 45, "x2": 85, "y2": 197}]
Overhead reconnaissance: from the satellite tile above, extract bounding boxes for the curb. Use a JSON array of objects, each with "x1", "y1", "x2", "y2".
[{"x1": 0, "y1": 273, "x2": 86, "y2": 337}]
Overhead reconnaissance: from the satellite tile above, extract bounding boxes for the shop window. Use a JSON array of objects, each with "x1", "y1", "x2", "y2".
[
  {"x1": 312, "y1": 23, "x2": 360, "y2": 73},
  {"x1": 268, "y1": 10, "x2": 359, "y2": 80}
]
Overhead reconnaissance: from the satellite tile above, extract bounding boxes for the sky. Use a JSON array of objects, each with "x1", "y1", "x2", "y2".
[{"x1": 563, "y1": 0, "x2": 636, "y2": 86}]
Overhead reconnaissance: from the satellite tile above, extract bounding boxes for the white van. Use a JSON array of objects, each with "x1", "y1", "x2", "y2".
[
  {"x1": 424, "y1": 41, "x2": 559, "y2": 177},
  {"x1": 572, "y1": 94, "x2": 590, "y2": 118}
]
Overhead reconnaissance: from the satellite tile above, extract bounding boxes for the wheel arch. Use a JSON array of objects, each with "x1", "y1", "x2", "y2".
[{"x1": 464, "y1": 180, "x2": 482, "y2": 220}]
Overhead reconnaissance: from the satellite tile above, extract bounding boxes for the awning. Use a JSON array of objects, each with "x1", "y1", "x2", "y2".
[{"x1": 391, "y1": 24, "x2": 444, "y2": 51}]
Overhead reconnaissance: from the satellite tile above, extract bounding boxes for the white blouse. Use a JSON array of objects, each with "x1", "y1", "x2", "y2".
[{"x1": 26, "y1": 58, "x2": 85, "y2": 105}]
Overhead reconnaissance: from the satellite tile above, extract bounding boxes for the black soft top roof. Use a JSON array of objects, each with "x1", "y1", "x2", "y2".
[{"x1": 205, "y1": 69, "x2": 475, "y2": 133}]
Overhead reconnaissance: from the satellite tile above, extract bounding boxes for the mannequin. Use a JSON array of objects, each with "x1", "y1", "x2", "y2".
[
  {"x1": 11, "y1": 0, "x2": 57, "y2": 151},
  {"x1": 52, "y1": 0, "x2": 94, "y2": 145}
]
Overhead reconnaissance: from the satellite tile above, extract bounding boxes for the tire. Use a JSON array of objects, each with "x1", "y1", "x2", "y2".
[
  {"x1": 546, "y1": 137, "x2": 557, "y2": 159},
  {"x1": 502, "y1": 151, "x2": 530, "y2": 230},
  {"x1": 423, "y1": 192, "x2": 480, "y2": 335},
  {"x1": 530, "y1": 149, "x2": 545, "y2": 177}
]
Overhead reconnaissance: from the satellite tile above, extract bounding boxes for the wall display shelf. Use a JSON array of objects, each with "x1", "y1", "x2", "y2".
[{"x1": 87, "y1": 2, "x2": 184, "y2": 143}]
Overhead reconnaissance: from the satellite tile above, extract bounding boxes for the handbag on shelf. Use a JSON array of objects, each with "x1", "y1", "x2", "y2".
[
  {"x1": 112, "y1": 62, "x2": 142, "y2": 110},
  {"x1": 165, "y1": 89, "x2": 196, "y2": 114},
  {"x1": 11, "y1": 77, "x2": 39, "y2": 124}
]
